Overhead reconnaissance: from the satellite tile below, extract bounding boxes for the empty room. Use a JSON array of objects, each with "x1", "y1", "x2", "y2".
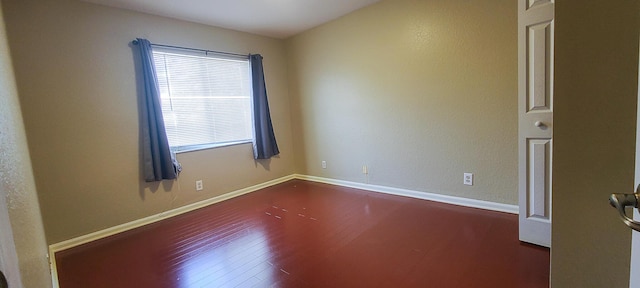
[{"x1": 0, "y1": 0, "x2": 638, "y2": 287}]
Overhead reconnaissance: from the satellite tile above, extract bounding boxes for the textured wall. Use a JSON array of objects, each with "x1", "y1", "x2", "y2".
[
  {"x1": 0, "y1": 1, "x2": 52, "y2": 287},
  {"x1": 2, "y1": 0, "x2": 295, "y2": 244},
  {"x1": 552, "y1": 1, "x2": 639, "y2": 287},
  {"x1": 286, "y1": 0, "x2": 518, "y2": 204}
]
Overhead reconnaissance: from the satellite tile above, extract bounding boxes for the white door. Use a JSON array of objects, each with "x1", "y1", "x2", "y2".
[{"x1": 518, "y1": 0, "x2": 554, "y2": 247}]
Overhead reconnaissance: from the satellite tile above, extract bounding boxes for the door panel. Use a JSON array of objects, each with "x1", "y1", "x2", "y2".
[
  {"x1": 528, "y1": 21, "x2": 552, "y2": 112},
  {"x1": 528, "y1": 139, "x2": 551, "y2": 220},
  {"x1": 518, "y1": 0, "x2": 554, "y2": 247}
]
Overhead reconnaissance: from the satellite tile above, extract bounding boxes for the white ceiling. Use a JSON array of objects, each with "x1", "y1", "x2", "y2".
[{"x1": 81, "y1": 0, "x2": 381, "y2": 39}]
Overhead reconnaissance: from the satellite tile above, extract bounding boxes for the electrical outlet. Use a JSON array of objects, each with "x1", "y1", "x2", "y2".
[
  {"x1": 322, "y1": 161, "x2": 327, "y2": 169},
  {"x1": 463, "y1": 173, "x2": 473, "y2": 186},
  {"x1": 362, "y1": 165, "x2": 368, "y2": 174},
  {"x1": 196, "y1": 180, "x2": 203, "y2": 191}
]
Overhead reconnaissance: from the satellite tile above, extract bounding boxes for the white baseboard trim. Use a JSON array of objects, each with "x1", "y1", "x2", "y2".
[
  {"x1": 48, "y1": 174, "x2": 295, "y2": 288},
  {"x1": 293, "y1": 174, "x2": 518, "y2": 215}
]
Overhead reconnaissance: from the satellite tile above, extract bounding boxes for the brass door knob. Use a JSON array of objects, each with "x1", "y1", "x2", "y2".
[{"x1": 609, "y1": 193, "x2": 640, "y2": 232}]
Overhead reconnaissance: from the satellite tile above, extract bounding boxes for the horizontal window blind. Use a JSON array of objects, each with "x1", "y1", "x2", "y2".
[{"x1": 152, "y1": 50, "x2": 253, "y2": 150}]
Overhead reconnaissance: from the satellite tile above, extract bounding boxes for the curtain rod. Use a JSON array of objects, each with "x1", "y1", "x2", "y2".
[{"x1": 131, "y1": 39, "x2": 249, "y2": 59}]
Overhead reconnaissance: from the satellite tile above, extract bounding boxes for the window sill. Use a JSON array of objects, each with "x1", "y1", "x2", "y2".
[{"x1": 172, "y1": 140, "x2": 253, "y2": 154}]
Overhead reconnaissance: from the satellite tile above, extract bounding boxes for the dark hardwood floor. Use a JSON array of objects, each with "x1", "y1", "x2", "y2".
[{"x1": 55, "y1": 179, "x2": 549, "y2": 288}]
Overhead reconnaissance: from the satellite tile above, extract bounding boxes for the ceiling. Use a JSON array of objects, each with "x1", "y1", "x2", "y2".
[{"x1": 81, "y1": 0, "x2": 381, "y2": 39}]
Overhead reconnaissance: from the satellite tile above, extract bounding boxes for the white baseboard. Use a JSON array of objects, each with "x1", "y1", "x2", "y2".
[
  {"x1": 293, "y1": 174, "x2": 518, "y2": 214},
  {"x1": 48, "y1": 174, "x2": 295, "y2": 288},
  {"x1": 48, "y1": 173, "x2": 517, "y2": 288}
]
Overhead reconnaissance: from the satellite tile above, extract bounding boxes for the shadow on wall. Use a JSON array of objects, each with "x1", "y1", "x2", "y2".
[
  {"x1": 139, "y1": 180, "x2": 175, "y2": 201},
  {"x1": 255, "y1": 157, "x2": 276, "y2": 171}
]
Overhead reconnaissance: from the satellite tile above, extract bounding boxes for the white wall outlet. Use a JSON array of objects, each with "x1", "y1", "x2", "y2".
[
  {"x1": 362, "y1": 165, "x2": 368, "y2": 174},
  {"x1": 322, "y1": 161, "x2": 327, "y2": 169},
  {"x1": 195, "y1": 180, "x2": 203, "y2": 191},
  {"x1": 463, "y1": 173, "x2": 473, "y2": 186}
]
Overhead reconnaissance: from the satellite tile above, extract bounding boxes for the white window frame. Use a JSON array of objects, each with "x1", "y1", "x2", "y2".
[{"x1": 152, "y1": 47, "x2": 254, "y2": 153}]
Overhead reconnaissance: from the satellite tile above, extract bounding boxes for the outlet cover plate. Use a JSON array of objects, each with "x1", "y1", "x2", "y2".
[{"x1": 463, "y1": 173, "x2": 473, "y2": 186}]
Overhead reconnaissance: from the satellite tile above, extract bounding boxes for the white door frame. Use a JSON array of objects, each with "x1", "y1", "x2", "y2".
[
  {"x1": 630, "y1": 38, "x2": 640, "y2": 288},
  {"x1": 632, "y1": 210, "x2": 639, "y2": 287}
]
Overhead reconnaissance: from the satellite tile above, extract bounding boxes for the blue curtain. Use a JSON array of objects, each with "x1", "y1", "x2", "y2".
[
  {"x1": 250, "y1": 54, "x2": 279, "y2": 159},
  {"x1": 135, "y1": 38, "x2": 181, "y2": 181}
]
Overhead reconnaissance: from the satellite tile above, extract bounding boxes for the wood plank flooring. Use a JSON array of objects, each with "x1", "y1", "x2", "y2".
[{"x1": 55, "y1": 179, "x2": 549, "y2": 287}]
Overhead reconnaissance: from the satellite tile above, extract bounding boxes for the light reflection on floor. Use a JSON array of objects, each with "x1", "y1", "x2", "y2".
[{"x1": 177, "y1": 227, "x2": 274, "y2": 287}]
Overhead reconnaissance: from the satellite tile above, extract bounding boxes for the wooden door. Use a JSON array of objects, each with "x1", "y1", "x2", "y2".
[{"x1": 518, "y1": 0, "x2": 554, "y2": 248}]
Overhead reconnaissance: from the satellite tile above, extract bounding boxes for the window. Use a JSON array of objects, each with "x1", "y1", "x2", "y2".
[{"x1": 152, "y1": 48, "x2": 253, "y2": 152}]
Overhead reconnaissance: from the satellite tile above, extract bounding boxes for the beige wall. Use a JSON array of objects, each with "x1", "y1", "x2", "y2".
[
  {"x1": 286, "y1": 0, "x2": 518, "y2": 204},
  {"x1": 2, "y1": 0, "x2": 295, "y2": 244},
  {"x1": 5, "y1": 0, "x2": 638, "y2": 286},
  {"x1": 553, "y1": 1, "x2": 639, "y2": 287},
  {"x1": 0, "y1": 1, "x2": 51, "y2": 287}
]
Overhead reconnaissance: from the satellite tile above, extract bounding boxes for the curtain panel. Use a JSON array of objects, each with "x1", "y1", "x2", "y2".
[
  {"x1": 135, "y1": 38, "x2": 181, "y2": 181},
  {"x1": 250, "y1": 54, "x2": 279, "y2": 159}
]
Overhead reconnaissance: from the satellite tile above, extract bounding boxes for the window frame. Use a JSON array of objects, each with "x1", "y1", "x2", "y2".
[{"x1": 151, "y1": 47, "x2": 255, "y2": 153}]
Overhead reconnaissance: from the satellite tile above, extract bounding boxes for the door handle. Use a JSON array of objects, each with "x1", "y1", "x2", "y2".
[
  {"x1": 609, "y1": 192, "x2": 640, "y2": 232},
  {"x1": 0, "y1": 269, "x2": 7, "y2": 288}
]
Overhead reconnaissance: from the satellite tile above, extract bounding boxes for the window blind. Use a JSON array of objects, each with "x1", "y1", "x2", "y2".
[{"x1": 152, "y1": 50, "x2": 253, "y2": 150}]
